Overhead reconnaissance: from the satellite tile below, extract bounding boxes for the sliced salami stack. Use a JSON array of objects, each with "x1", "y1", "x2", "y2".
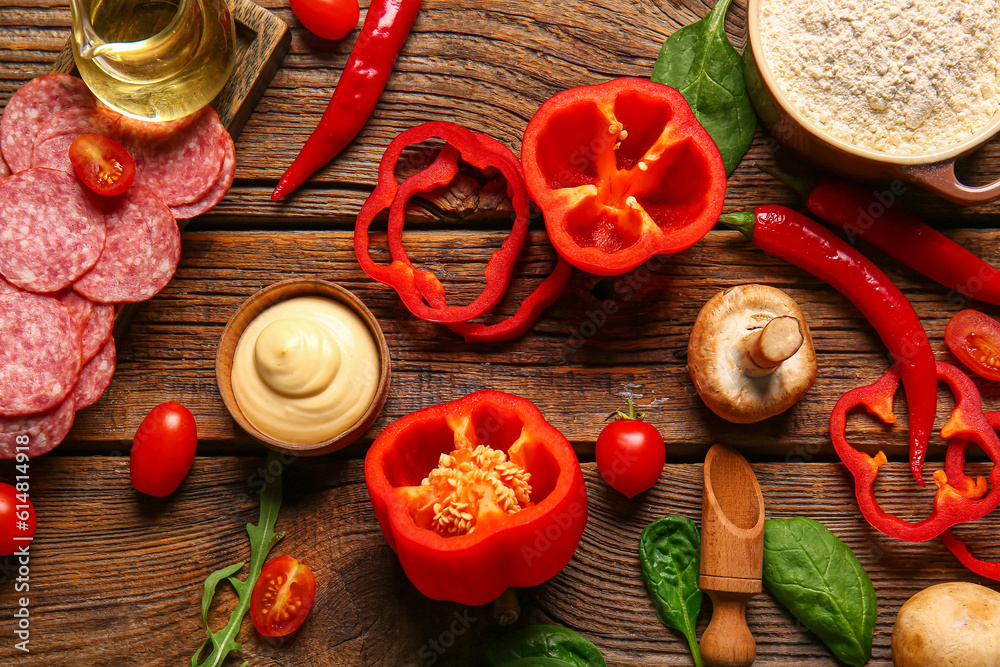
[{"x1": 0, "y1": 74, "x2": 236, "y2": 456}]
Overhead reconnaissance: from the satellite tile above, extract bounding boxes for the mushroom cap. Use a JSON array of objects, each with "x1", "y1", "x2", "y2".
[{"x1": 688, "y1": 284, "x2": 817, "y2": 424}]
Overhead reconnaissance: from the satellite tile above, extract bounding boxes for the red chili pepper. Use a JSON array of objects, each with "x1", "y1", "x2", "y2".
[
  {"x1": 271, "y1": 0, "x2": 422, "y2": 201},
  {"x1": 830, "y1": 361, "x2": 1000, "y2": 543},
  {"x1": 722, "y1": 205, "x2": 937, "y2": 483},
  {"x1": 764, "y1": 169, "x2": 1000, "y2": 304},
  {"x1": 364, "y1": 390, "x2": 588, "y2": 605},
  {"x1": 520, "y1": 78, "x2": 726, "y2": 276},
  {"x1": 355, "y1": 121, "x2": 568, "y2": 340}
]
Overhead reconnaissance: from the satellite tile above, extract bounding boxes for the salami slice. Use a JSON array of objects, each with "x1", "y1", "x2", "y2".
[
  {"x1": 0, "y1": 75, "x2": 97, "y2": 173},
  {"x1": 0, "y1": 292, "x2": 82, "y2": 416},
  {"x1": 0, "y1": 394, "x2": 75, "y2": 459},
  {"x1": 0, "y1": 168, "x2": 106, "y2": 293},
  {"x1": 81, "y1": 302, "x2": 114, "y2": 364},
  {"x1": 170, "y1": 131, "x2": 235, "y2": 220},
  {"x1": 120, "y1": 106, "x2": 227, "y2": 206},
  {"x1": 0, "y1": 155, "x2": 9, "y2": 180},
  {"x1": 73, "y1": 186, "x2": 180, "y2": 303},
  {"x1": 30, "y1": 107, "x2": 122, "y2": 174},
  {"x1": 75, "y1": 338, "x2": 116, "y2": 410},
  {"x1": 0, "y1": 277, "x2": 16, "y2": 294},
  {"x1": 52, "y1": 288, "x2": 94, "y2": 333}
]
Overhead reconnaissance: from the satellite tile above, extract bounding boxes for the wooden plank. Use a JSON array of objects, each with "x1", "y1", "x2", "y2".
[
  {"x1": 0, "y1": 457, "x2": 995, "y2": 665},
  {"x1": 4, "y1": 1, "x2": 1000, "y2": 226},
  {"x1": 48, "y1": 0, "x2": 291, "y2": 139},
  {"x1": 63, "y1": 228, "x2": 1000, "y2": 461}
]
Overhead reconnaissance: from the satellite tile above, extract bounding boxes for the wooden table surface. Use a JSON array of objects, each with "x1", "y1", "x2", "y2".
[{"x1": 4, "y1": 0, "x2": 1000, "y2": 665}]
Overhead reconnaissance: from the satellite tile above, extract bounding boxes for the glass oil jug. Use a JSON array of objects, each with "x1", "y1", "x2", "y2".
[{"x1": 69, "y1": 0, "x2": 236, "y2": 121}]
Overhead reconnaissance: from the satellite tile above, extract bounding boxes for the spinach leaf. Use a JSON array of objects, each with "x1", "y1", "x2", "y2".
[
  {"x1": 485, "y1": 625, "x2": 606, "y2": 667},
  {"x1": 191, "y1": 451, "x2": 286, "y2": 667},
  {"x1": 639, "y1": 515, "x2": 704, "y2": 667},
  {"x1": 651, "y1": 0, "x2": 757, "y2": 175},
  {"x1": 763, "y1": 517, "x2": 876, "y2": 667}
]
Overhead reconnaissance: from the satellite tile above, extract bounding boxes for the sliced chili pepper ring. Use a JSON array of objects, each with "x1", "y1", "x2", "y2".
[
  {"x1": 521, "y1": 78, "x2": 726, "y2": 276},
  {"x1": 355, "y1": 121, "x2": 531, "y2": 324},
  {"x1": 365, "y1": 391, "x2": 588, "y2": 605},
  {"x1": 831, "y1": 361, "x2": 1000, "y2": 543}
]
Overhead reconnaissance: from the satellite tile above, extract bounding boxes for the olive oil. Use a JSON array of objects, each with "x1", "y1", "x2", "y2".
[{"x1": 70, "y1": 0, "x2": 235, "y2": 121}]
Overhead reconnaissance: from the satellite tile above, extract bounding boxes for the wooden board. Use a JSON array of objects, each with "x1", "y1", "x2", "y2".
[
  {"x1": 50, "y1": 0, "x2": 291, "y2": 140},
  {"x1": 0, "y1": 457, "x2": 995, "y2": 665}
]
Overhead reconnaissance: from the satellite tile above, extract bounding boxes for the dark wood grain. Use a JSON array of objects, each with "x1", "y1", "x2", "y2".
[
  {"x1": 0, "y1": 457, "x2": 995, "y2": 666},
  {"x1": 60, "y1": 228, "x2": 1000, "y2": 465},
  {"x1": 4, "y1": 0, "x2": 1000, "y2": 226}
]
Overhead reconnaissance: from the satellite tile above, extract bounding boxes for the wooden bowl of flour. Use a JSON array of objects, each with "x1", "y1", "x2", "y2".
[{"x1": 744, "y1": 0, "x2": 1000, "y2": 206}]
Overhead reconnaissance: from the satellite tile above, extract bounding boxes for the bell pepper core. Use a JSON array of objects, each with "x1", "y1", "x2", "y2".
[
  {"x1": 520, "y1": 77, "x2": 726, "y2": 276},
  {"x1": 364, "y1": 391, "x2": 588, "y2": 606}
]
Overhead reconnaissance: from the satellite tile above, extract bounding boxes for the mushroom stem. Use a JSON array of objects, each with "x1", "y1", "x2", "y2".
[{"x1": 744, "y1": 316, "x2": 804, "y2": 375}]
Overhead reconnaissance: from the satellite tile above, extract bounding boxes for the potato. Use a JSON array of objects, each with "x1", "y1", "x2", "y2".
[{"x1": 892, "y1": 582, "x2": 1000, "y2": 666}]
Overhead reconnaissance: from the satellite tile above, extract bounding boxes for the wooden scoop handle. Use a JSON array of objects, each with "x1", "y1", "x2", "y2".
[{"x1": 700, "y1": 590, "x2": 756, "y2": 667}]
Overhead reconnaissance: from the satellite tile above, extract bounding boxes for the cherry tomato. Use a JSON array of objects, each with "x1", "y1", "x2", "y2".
[
  {"x1": 946, "y1": 310, "x2": 1000, "y2": 382},
  {"x1": 289, "y1": 0, "x2": 360, "y2": 41},
  {"x1": 0, "y1": 483, "x2": 35, "y2": 556},
  {"x1": 68, "y1": 133, "x2": 136, "y2": 197},
  {"x1": 130, "y1": 402, "x2": 197, "y2": 497},
  {"x1": 596, "y1": 401, "x2": 665, "y2": 498},
  {"x1": 251, "y1": 555, "x2": 317, "y2": 637}
]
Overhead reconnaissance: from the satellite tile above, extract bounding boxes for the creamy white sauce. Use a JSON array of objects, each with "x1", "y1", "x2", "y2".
[{"x1": 231, "y1": 297, "x2": 379, "y2": 444}]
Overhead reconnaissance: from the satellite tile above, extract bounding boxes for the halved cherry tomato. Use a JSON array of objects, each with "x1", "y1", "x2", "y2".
[
  {"x1": 946, "y1": 309, "x2": 1000, "y2": 382},
  {"x1": 250, "y1": 555, "x2": 317, "y2": 637},
  {"x1": 69, "y1": 133, "x2": 135, "y2": 197},
  {"x1": 130, "y1": 402, "x2": 197, "y2": 497},
  {"x1": 0, "y1": 483, "x2": 35, "y2": 556},
  {"x1": 289, "y1": 0, "x2": 360, "y2": 41},
  {"x1": 595, "y1": 400, "x2": 665, "y2": 498}
]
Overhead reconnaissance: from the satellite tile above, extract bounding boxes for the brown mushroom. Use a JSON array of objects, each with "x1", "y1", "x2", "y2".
[{"x1": 688, "y1": 284, "x2": 817, "y2": 423}]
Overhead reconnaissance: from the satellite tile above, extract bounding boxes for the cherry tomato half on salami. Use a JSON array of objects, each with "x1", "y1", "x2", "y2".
[
  {"x1": 130, "y1": 402, "x2": 197, "y2": 497},
  {"x1": 251, "y1": 555, "x2": 317, "y2": 637},
  {"x1": 68, "y1": 133, "x2": 135, "y2": 197},
  {"x1": 945, "y1": 309, "x2": 1000, "y2": 382},
  {"x1": 289, "y1": 0, "x2": 360, "y2": 41},
  {"x1": 0, "y1": 483, "x2": 35, "y2": 556}
]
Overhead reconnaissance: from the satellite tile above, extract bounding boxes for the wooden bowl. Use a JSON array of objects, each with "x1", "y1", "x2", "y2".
[{"x1": 215, "y1": 278, "x2": 391, "y2": 456}]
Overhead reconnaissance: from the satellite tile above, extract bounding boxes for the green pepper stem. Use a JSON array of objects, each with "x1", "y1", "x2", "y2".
[
  {"x1": 754, "y1": 161, "x2": 817, "y2": 199},
  {"x1": 718, "y1": 211, "x2": 756, "y2": 241}
]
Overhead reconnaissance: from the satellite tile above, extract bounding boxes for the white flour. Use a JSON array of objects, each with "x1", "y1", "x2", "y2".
[{"x1": 759, "y1": 0, "x2": 1000, "y2": 155}]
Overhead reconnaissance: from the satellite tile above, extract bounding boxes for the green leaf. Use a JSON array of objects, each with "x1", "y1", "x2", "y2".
[
  {"x1": 639, "y1": 516, "x2": 703, "y2": 667},
  {"x1": 191, "y1": 451, "x2": 285, "y2": 667},
  {"x1": 763, "y1": 517, "x2": 876, "y2": 667},
  {"x1": 651, "y1": 0, "x2": 757, "y2": 175},
  {"x1": 485, "y1": 625, "x2": 606, "y2": 667}
]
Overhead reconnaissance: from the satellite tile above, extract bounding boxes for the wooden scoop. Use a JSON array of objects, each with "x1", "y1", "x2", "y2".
[{"x1": 699, "y1": 445, "x2": 765, "y2": 667}]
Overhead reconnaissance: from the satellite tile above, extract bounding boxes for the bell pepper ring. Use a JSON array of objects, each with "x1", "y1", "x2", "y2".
[
  {"x1": 355, "y1": 121, "x2": 569, "y2": 340},
  {"x1": 383, "y1": 140, "x2": 573, "y2": 343},
  {"x1": 831, "y1": 361, "x2": 1000, "y2": 543},
  {"x1": 364, "y1": 390, "x2": 588, "y2": 606},
  {"x1": 520, "y1": 77, "x2": 726, "y2": 276}
]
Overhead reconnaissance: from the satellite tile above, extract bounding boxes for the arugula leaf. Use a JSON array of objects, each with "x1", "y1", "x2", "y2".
[
  {"x1": 485, "y1": 625, "x2": 606, "y2": 667},
  {"x1": 639, "y1": 516, "x2": 704, "y2": 667},
  {"x1": 191, "y1": 451, "x2": 286, "y2": 667},
  {"x1": 763, "y1": 517, "x2": 876, "y2": 667},
  {"x1": 651, "y1": 0, "x2": 757, "y2": 175}
]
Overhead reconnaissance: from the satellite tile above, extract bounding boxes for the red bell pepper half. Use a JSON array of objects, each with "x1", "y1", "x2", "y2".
[
  {"x1": 830, "y1": 361, "x2": 1000, "y2": 543},
  {"x1": 520, "y1": 77, "x2": 726, "y2": 276},
  {"x1": 364, "y1": 390, "x2": 588, "y2": 605}
]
